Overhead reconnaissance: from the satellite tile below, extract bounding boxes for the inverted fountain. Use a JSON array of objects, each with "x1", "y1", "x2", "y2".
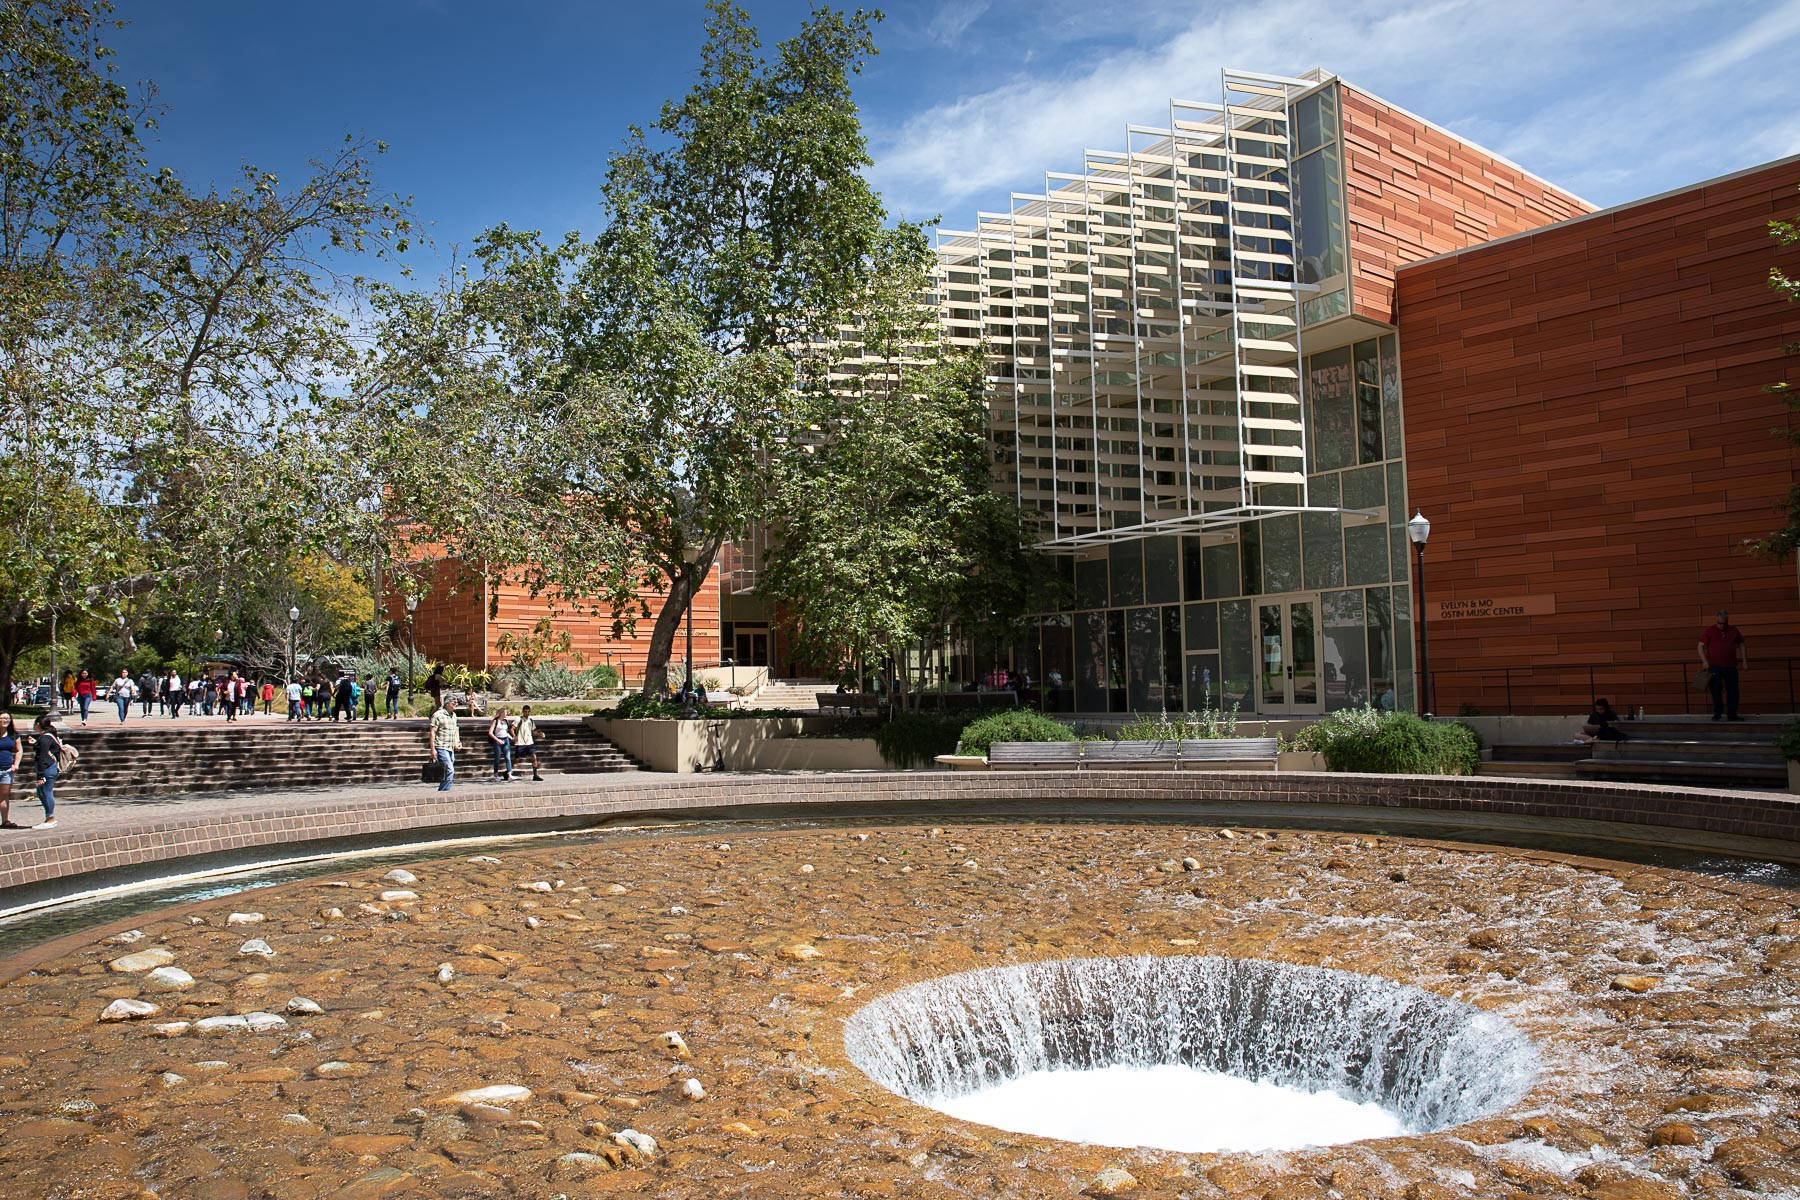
[{"x1": 843, "y1": 955, "x2": 1538, "y2": 1153}]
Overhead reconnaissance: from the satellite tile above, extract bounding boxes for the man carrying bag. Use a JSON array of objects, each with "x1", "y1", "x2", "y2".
[{"x1": 425, "y1": 695, "x2": 461, "y2": 790}]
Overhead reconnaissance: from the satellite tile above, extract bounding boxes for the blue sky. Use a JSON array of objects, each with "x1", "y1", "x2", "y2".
[{"x1": 108, "y1": 0, "x2": 1800, "y2": 282}]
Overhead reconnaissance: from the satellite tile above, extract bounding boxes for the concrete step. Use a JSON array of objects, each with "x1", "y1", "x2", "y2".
[
  {"x1": 1490, "y1": 745, "x2": 1592, "y2": 763},
  {"x1": 1477, "y1": 762, "x2": 1582, "y2": 780},
  {"x1": 1605, "y1": 719, "x2": 1786, "y2": 744},
  {"x1": 1572, "y1": 758, "x2": 1787, "y2": 788},
  {"x1": 1591, "y1": 740, "x2": 1785, "y2": 765}
]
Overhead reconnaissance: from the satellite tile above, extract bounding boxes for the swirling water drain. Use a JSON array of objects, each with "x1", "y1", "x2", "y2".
[{"x1": 843, "y1": 956, "x2": 1538, "y2": 1153}]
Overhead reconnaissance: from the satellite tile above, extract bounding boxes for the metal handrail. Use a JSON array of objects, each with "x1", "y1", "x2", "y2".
[{"x1": 1422, "y1": 656, "x2": 1798, "y2": 717}]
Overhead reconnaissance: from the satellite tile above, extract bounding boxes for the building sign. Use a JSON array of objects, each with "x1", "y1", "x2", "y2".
[{"x1": 1431, "y1": 596, "x2": 1556, "y2": 622}]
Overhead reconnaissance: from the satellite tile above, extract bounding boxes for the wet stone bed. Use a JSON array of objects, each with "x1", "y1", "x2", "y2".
[{"x1": 0, "y1": 824, "x2": 1798, "y2": 1199}]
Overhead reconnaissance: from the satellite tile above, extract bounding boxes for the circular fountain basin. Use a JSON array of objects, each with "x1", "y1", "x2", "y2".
[{"x1": 844, "y1": 955, "x2": 1537, "y2": 1153}]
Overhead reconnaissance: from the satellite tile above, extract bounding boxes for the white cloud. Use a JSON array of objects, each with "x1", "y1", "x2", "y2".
[
  {"x1": 869, "y1": 0, "x2": 1798, "y2": 219},
  {"x1": 925, "y1": 0, "x2": 991, "y2": 45}
]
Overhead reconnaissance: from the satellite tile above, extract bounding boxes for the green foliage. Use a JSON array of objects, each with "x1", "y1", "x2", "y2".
[
  {"x1": 1777, "y1": 719, "x2": 1800, "y2": 762},
  {"x1": 955, "y1": 711, "x2": 1076, "y2": 757},
  {"x1": 1292, "y1": 706, "x2": 1482, "y2": 775},
  {"x1": 610, "y1": 693, "x2": 684, "y2": 720},
  {"x1": 1114, "y1": 708, "x2": 1242, "y2": 742},
  {"x1": 873, "y1": 710, "x2": 966, "y2": 769},
  {"x1": 498, "y1": 663, "x2": 612, "y2": 699}
]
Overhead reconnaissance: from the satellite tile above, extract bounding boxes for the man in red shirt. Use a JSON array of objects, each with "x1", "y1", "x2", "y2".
[{"x1": 1697, "y1": 610, "x2": 1748, "y2": 721}]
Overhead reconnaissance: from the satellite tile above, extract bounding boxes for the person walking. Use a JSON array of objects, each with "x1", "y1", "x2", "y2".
[
  {"x1": 260, "y1": 679, "x2": 274, "y2": 716},
  {"x1": 137, "y1": 669, "x2": 157, "y2": 717},
  {"x1": 73, "y1": 669, "x2": 96, "y2": 725},
  {"x1": 27, "y1": 714, "x2": 63, "y2": 829},
  {"x1": 163, "y1": 669, "x2": 182, "y2": 718},
  {"x1": 361, "y1": 674, "x2": 378, "y2": 720},
  {"x1": 487, "y1": 707, "x2": 515, "y2": 781},
  {"x1": 107, "y1": 669, "x2": 133, "y2": 722},
  {"x1": 425, "y1": 665, "x2": 446, "y2": 711},
  {"x1": 333, "y1": 673, "x2": 354, "y2": 722},
  {"x1": 385, "y1": 669, "x2": 401, "y2": 719},
  {"x1": 0, "y1": 712, "x2": 23, "y2": 829},
  {"x1": 513, "y1": 704, "x2": 543, "y2": 781},
  {"x1": 285, "y1": 678, "x2": 303, "y2": 720},
  {"x1": 59, "y1": 670, "x2": 75, "y2": 714},
  {"x1": 1699, "y1": 610, "x2": 1749, "y2": 721},
  {"x1": 428, "y1": 695, "x2": 460, "y2": 791}
]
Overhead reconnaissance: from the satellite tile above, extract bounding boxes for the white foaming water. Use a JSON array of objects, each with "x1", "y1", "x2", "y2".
[{"x1": 937, "y1": 1063, "x2": 1407, "y2": 1152}]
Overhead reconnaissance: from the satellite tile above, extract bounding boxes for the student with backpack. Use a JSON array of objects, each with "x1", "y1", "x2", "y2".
[{"x1": 28, "y1": 714, "x2": 72, "y2": 829}]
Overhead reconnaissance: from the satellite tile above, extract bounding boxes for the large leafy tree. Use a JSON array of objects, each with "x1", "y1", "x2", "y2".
[
  {"x1": 375, "y1": 2, "x2": 889, "y2": 695},
  {"x1": 0, "y1": 0, "x2": 408, "y2": 695},
  {"x1": 757, "y1": 227, "x2": 1049, "y2": 703}
]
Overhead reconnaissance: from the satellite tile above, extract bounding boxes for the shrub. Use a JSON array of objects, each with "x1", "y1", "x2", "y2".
[
  {"x1": 1778, "y1": 719, "x2": 1800, "y2": 762},
  {"x1": 1114, "y1": 707, "x2": 1241, "y2": 742},
  {"x1": 874, "y1": 711, "x2": 966, "y2": 769},
  {"x1": 609, "y1": 693, "x2": 684, "y2": 720},
  {"x1": 957, "y1": 710, "x2": 1077, "y2": 757},
  {"x1": 1293, "y1": 706, "x2": 1481, "y2": 776}
]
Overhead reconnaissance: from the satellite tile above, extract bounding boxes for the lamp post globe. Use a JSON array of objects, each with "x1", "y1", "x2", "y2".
[{"x1": 1407, "y1": 512, "x2": 1433, "y2": 718}]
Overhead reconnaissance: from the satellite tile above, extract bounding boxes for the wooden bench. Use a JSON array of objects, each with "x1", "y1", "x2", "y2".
[
  {"x1": 1174, "y1": 737, "x2": 1279, "y2": 770},
  {"x1": 988, "y1": 741, "x2": 1083, "y2": 769},
  {"x1": 815, "y1": 691, "x2": 878, "y2": 716},
  {"x1": 1082, "y1": 741, "x2": 1179, "y2": 769},
  {"x1": 987, "y1": 737, "x2": 1279, "y2": 771}
]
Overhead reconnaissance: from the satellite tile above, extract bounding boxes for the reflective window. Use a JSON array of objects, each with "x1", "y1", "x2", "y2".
[
  {"x1": 1185, "y1": 602, "x2": 1219, "y2": 651},
  {"x1": 1182, "y1": 537, "x2": 1206, "y2": 602},
  {"x1": 1309, "y1": 472, "x2": 1340, "y2": 507},
  {"x1": 1308, "y1": 347, "x2": 1354, "y2": 472},
  {"x1": 1379, "y1": 334, "x2": 1403, "y2": 459},
  {"x1": 1106, "y1": 609, "x2": 1127, "y2": 711},
  {"x1": 1322, "y1": 589, "x2": 1368, "y2": 711},
  {"x1": 1345, "y1": 524, "x2": 1389, "y2": 586},
  {"x1": 1110, "y1": 541, "x2": 1144, "y2": 607},
  {"x1": 1393, "y1": 584, "x2": 1416, "y2": 713},
  {"x1": 1366, "y1": 588, "x2": 1395, "y2": 713},
  {"x1": 1260, "y1": 515, "x2": 1302, "y2": 595},
  {"x1": 1342, "y1": 464, "x2": 1385, "y2": 512},
  {"x1": 1186, "y1": 653, "x2": 1223, "y2": 710},
  {"x1": 1127, "y1": 607, "x2": 1161, "y2": 712},
  {"x1": 1219, "y1": 599, "x2": 1253, "y2": 711},
  {"x1": 1295, "y1": 144, "x2": 1345, "y2": 286},
  {"x1": 1203, "y1": 542, "x2": 1240, "y2": 599},
  {"x1": 1162, "y1": 606, "x2": 1184, "y2": 710},
  {"x1": 1144, "y1": 537, "x2": 1181, "y2": 604},
  {"x1": 1042, "y1": 614, "x2": 1075, "y2": 714},
  {"x1": 1076, "y1": 610, "x2": 1107, "y2": 713},
  {"x1": 1239, "y1": 521, "x2": 1263, "y2": 596},
  {"x1": 1077, "y1": 557, "x2": 1108, "y2": 609},
  {"x1": 1354, "y1": 340, "x2": 1384, "y2": 464},
  {"x1": 1302, "y1": 511, "x2": 1344, "y2": 591}
]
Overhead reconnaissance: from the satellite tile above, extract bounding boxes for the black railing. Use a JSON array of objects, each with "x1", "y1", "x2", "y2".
[{"x1": 1425, "y1": 658, "x2": 1800, "y2": 717}]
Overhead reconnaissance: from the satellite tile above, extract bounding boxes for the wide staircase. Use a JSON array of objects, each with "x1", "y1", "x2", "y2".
[
  {"x1": 21, "y1": 717, "x2": 639, "y2": 801},
  {"x1": 1480, "y1": 718, "x2": 1789, "y2": 789},
  {"x1": 742, "y1": 679, "x2": 828, "y2": 711}
]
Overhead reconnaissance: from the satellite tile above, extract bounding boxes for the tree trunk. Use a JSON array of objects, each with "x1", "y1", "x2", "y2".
[{"x1": 639, "y1": 540, "x2": 721, "y2": 698}]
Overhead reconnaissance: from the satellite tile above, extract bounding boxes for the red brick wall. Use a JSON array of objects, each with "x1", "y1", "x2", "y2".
[
  {"x1": 1397, "y1": 158, "x2": 1800, "y2": 715},
  {"x1": 1341, "y1": 84, "x2": 1592, "y2": 326},
  {"x1": 386, "y1": 561, "x2": 722, "y2": 687}
]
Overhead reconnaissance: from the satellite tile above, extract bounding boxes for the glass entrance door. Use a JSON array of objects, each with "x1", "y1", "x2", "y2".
[{"x1": 1256, "y1": 596, "x2": 1324, "y2": 714}]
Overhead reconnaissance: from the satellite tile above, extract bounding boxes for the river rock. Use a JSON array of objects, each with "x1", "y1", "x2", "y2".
[
  {"x1": 435, "y1": 963, "x2": 455, "y2": 984},
  {"x1": 238, "y1": 939, "x2": 275, "y2": 959},
  {"x1": 285, "y1": 996, "x2": 323, "y2": 1015},
  {"x1": 613, "y1": 1128, "x2": 657, "y2": 1160},
  {"x1": 1651, "y1": 1121, "x2": 1701, "y2": 1146},
  {"x1": 99, "y1": 998, "x2": 160, "y2": 1022},
  {"x1": 226, "y1": 912, "x2": 264, "y2": 926},
  {"x1": 436, "y1": 1084, "x2": 532, "y2": 1106},
  {"x1": 516, "y1": 881, "x2": 552, "y2": 893},
  {"x1": 193, "y1": 1012, "x2": 287, "y2": 1034},
  {"x1": 379, "y1": 890, "x2": 419, "y2": 903},
  {"x1": 680, "y1": 1078, "x2": 706, "y2": 1101},
  {"x1": 107, "y1": 948, "x2": 175, "y2": 973},
  {"x1": 383, "y1": 869, "x2": 417, "y2": 884},
  {"x1": 56, "y1": 1099, "x2": 99, "y2": 1118},
  {"x1": 313, "y1": 1061, "x2": 372, "y2": 1079},
  {"x1": 1085, "y1": 1167, "x2": 1139, "y2": 1196},
  {"x1": 1611, "y1": 974, "x2": 1661, "y2": 993},
  {"x1": 150, "y1": 1021, "x2": 191, "y2": 1038},
  {"x1": 159, "y1": 1071, "x2": 186, "y2": 1088},
  {"x1": 780, "y1": 943, "x2": 824, "y2": 962},
  {"x1": 658, "y1": 1031, "x2": 692, "y2": 1060},
  {"x1": 104, "y1": 929, "x2": 145, "y2": 945},
  {"x1": 144, "y1": 966, "x2": 195, "y2": 992}
]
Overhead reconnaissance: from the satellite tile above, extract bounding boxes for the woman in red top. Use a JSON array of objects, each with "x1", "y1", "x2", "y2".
[{"x1": 74, "y1": 669, "x2": 98, "y2": 726}]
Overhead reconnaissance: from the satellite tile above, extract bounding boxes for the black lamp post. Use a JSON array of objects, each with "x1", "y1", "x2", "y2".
[
  {"x1": 287, "y1": 606, "x2": 300, "y2": 684},
  {"x1": 1407, "y1": 511, "x2": 1433, "y2": 718},
  {"x1": 681, "y1": 552, "x2": 699, "y2": 720},
  {"x1": 405, "y1": 596, "x2": 418, "y2": 703}
]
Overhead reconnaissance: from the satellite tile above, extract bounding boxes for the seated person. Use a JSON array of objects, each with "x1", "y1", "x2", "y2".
[{"x1": 1576, "y1": 697, "x2": 1628, "y2": 743}]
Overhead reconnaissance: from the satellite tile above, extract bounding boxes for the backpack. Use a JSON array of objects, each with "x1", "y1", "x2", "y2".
[{"x1": 50, "y1": 734, "x2": 78, "y2": 776}]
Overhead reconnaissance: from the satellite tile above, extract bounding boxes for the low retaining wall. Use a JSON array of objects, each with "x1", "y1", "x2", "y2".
[
  {"x1": 4, "y1": 771, "x2": 1798, "y2": 903},
  {"x1": 587, "y1": 716, "x2": 890, "y2": 773}
]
